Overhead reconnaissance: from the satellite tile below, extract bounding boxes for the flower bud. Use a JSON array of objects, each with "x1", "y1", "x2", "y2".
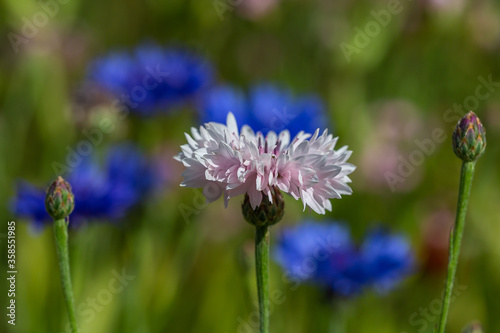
[
  {"x1": 452, "y1": 111, "x2": 486, "y2": 162},
  {"x1": 45, "y1": 176, "x2": 75, "y2": 220},
  {"x1": 242, "y1": 187, "x2": 284, "y2": 227},
  {"x1": 462, "y1": 322, "x2": 484, "y2": 333}
]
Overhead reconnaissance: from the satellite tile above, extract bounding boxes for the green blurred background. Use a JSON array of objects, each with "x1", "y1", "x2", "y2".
[{"x1": 1, "y1": 0, "x2": 500, "y2": 332}]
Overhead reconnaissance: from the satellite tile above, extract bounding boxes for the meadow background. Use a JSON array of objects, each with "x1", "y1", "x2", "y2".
[{"x1": 1, "y1": 0, "x2": 500, "y2": 332}]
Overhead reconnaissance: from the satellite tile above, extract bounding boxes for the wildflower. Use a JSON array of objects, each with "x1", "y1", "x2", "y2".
[
  {"x1": 360, "y1": 228, "x2": 416, "y2": 293},
  {"x1": 46, "y1": 177, "x2": 79, "y2": 332},
  {"x1": 273, "y1": 222, "x2": 352, "y2": 282},
  {"x1": 87, "y1": 44, "x2": 213, "y2": 115},
  {"x1": 45, "y1": 176, "x2": 75, "y2": 220},
  {"x1": 175, "y1": 112, "x2": 354, "y2": 215},
  {"x1": 176, "y1": 112, "x2": 353, "y2": 333},
  {"x1": 12, "y1": 144, "x2": 158, "y2": 228},
  {"x1": 198, "y1": 84, "x2": 328, "y2": 138},
  {"x1": 436, "y1": 111, "x2": 486, "y2": 333},
  {"x1": 274, "y1": 221, "x2": 415, "y2": 297},
  {"x1": 452, "y1": 111, "x2": 486, "y2": 162}
]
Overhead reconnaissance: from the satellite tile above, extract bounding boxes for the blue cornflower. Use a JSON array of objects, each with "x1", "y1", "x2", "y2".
[
  {"x1": 274, "y1": 221, "x2": 415, "y2": 297},
  {"x1": 274, "y1": 222, "x2": 352, "y2": 281},
  {"x1": 11, "y1": 144, "x2": 159, "y2": 229},
  {"x1": 198, "y1": 84, "x2": 328, "y2": 138},
  {"x1": 359, "y1": 228, "x2": 416, "y2": 293},
  {"x1": 87, "y1": 43, "x2": 214, "y2": 115}
]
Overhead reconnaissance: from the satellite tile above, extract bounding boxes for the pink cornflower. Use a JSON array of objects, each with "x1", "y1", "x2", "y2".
[{"x1": 175, "y1": 113, "x2": 355, "y2": 214}]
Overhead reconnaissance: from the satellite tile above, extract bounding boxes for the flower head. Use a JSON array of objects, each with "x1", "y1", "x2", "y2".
[
  {"x1": 274, "y1": 221, "x2": 415, "y2": 297},
  {"x1": 198, "y1": 84, "x2": 328, "y2": 138},
  {"x1": 452, "y1": 111, "x2": 486, "y2": 162},
  {"x1": 87, "y1": 44, "x2": 214, "y2": 115},
  {"x1": 45, "y1": 177, "x2": 75, "y2": 220},
  {"x1": 12, "y1": 144, "x2": 159, "y2": 229},
  {"x1": 175, "y1": 113, "x2": 354, "y2": 215}
]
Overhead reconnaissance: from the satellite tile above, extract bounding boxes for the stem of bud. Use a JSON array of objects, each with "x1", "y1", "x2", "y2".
[
  {"x1": 436, "y1": 161, "x2": 475, "y2": 333},
  {"x1": 54, "y1": 218, "x2": 79, "y2": 333}
]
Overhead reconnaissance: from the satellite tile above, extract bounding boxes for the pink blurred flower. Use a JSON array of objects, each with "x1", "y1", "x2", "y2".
[
  {"x1": 236, "y1": 0, "x2": 280, "y2": 20},
  {"x1": 467, "y1": 2, "x2": 500, "y2": 50},
  {"x1": 426, "y1": 0, "x2": 465, "y2": 14},
  {"x1": 359, "y1": 101, "x2": 424, "y2": 192},
  {"x1": 175, "y1": 113, "x2": 355, "y2": 214}
]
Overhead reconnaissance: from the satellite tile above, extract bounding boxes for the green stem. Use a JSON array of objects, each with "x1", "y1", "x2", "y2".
[
  {"x1": 54, "y1": 218, "x2": 79, "y2": 333},
  {"x1": 255, "y1": 225, "x2": 270, "y2": 333},
  {"x1": 328, "y1": 302, "x2": 347, "y2": 333},
  {"x1": 436, "y1": 161, "x2": 475, "y2": 333}
]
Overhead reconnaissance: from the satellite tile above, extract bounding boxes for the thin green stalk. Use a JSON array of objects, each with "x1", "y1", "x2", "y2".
[
  {"x1": 54, "y1": 218, "x2": 79, "y2": 333},
  {"x1": 255, "y1": 225, "x2": 270, "y2": 333},
  {"x1": 436, "y1": 161, "x2": 475, "y2": 333},
  {"x1": 328, "y1": 302, "x2": 348, "y2": 333}
]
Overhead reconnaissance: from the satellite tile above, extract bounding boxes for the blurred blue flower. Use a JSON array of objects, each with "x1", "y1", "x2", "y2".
[
  {"x1": 274, "y1": 221, "x2": 415, "y2": 297},
  {"x1": 359, "y1": 228, "x2": 416, "y2": 293},
  {"x1": 87, "y1": 43, "x2": 214, "y2": 115},
  {"x1": 11, "y1": 144, "x2": 159, "y2": 229},
  {"x1": 199, "y1": 84, "x2": 328, "y2": 137}
]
